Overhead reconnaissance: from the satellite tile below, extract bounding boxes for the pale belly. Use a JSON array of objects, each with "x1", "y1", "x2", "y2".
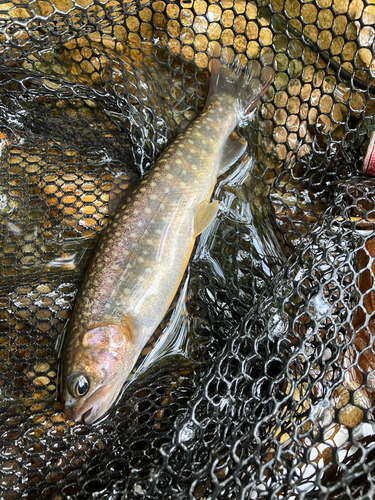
[{"x1": 100, "y1": 201, "x2": 197, "y2": 347}]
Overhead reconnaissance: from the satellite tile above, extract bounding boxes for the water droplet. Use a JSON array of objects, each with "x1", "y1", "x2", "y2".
[
  {"x1": 268, "y1": 309, "x2": 288, "y2": 340},
  {"x1": 179, "y1": 422, "x2": 195, "y2": 443},
  {"x1": 308, "y1": 291, "x2": 331, "y2": 321}
]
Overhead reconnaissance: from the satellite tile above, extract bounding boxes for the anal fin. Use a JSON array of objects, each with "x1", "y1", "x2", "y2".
[
  {"x1": 194, "y1": 200, "x2": 219, "y2": 236},
  {"x1": 219, "y1": 138, "x2": 247, "y2": 176}
]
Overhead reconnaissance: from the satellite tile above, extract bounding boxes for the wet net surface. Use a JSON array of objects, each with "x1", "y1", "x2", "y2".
[{"x1": 1, "y1": 0, "x2": 375, "y2": 498}]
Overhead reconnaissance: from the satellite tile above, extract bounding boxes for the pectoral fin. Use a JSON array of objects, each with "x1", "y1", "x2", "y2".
[
  {"x1": 121, "y1": 314, "x2": 135, "y2": 344},
  {"x1": 218, "y1": 138, "x2": 247, "y2": 176},
  {"x1": 194, "y1": 200, "x2": 219, "y2": 236}
]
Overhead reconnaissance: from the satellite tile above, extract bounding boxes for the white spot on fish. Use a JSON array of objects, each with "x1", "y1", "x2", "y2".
[
  {"x1": 164, "y1": 188, "x2": 170, "y2": 193},
  {"x1": 145, "y1": 207, "x2": 152, "y2": 214},
  {"x1": 140, "y1": 187, "x2": 146, "y2": 192},
  {"x1": 188, "y1": 140, "x2": 194, "y2": 144},
  {"x1": 166, "y1": 174, "x2": 173, "y2": 179},
  {"x1": 164, "y1": 165, "x2": 170, "y2": 171},
  {"x1": 176, "y1": 160, "x2": 182, "y2": 165},
  {"x1": 150, "y1": 194, "x2": 157, "y2": 200},
  {"x1": 137, "y1": 221, "x2": 143, "y2": 227},
  {"x1": 143, "y1": 250, "x2": 149, "y2": 255},
  {"x1": 146, "y1": 238, "x2": 153, "y2": 244},
  {"x1": 150, "y1": 182, "x2": 157, "y2": 187},
  {"x1": 130, "y1": 233, "x2": 137, "y2": 238},
  {"x1": 156, "y1": 229, "x2": 162, "y2": 234},
  {"x1": 138, "y1": 257, "x2": 144, "y2": 263}
]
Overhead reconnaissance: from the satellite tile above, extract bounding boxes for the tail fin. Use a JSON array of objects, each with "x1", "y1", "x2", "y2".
[{"x1": 207, "y1": 56, "x2": 274, "y2": 125}]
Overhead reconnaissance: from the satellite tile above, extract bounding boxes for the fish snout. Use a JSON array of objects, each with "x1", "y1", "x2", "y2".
[
  {"x1": 64, "y1": 399, "x2": 85, "y2": 422},
  {"x1": 63, "y1": 381, "x2": 120, "y2": 424},
  {"x1": 65, "y1": 400, "x2": 98, "y2": 423},
  {"x1": 63, "y1": 391, "x2": 93, "y2": 422}
]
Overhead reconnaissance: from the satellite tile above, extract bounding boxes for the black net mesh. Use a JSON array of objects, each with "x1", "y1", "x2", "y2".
[{"x1": 1, "y1": 0, "x2": 375, "y2": 498}]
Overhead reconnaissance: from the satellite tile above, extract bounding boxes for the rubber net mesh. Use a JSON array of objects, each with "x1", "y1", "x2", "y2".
[{"x1": 0, "y1": 0, "x2": 375, "y2": 498}]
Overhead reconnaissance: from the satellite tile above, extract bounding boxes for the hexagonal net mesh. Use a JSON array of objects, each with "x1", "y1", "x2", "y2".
[{"x1": 0, "y1": 0, "x2": 375, "y2": 498}]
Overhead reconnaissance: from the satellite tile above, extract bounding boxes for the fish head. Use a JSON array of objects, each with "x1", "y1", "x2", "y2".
[{"x1": 62, "y1": 314, "x2": 136, "y2": 424}]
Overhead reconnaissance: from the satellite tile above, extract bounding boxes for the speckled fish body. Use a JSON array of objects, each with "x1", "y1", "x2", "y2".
[
  {"x1": 82, "y1": 98, "x2": 238, "y2": 340},
  {"x1": 61, "y1": 60, "x2": 274, "y2": 424}
]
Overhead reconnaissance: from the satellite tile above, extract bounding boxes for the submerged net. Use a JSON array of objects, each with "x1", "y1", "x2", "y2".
[{"x1": 1, "y1": 0, "x2": 375, "y2": 498}]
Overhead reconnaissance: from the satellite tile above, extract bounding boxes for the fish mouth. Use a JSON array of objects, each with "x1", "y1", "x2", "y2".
[
  {"x1": 83, "y1": 408, "x2": 93, "y2": 423},
  {"x1": 65, "y1": 396, "x2": 106, "y2": 424},
  {"x1": 80, "y1": 397, "x2": 114, "y2": 425},
  {"x1": 64, "y1": 381, "x2": 121, "y2": 424}
]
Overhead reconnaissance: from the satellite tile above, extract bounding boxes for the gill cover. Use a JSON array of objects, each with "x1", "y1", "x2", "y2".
[{"x1": 81, "y1": 314, "x2": 135, "y2": 348}]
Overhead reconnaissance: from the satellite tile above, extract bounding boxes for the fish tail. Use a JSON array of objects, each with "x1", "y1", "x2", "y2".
[{"x1": 207, "y1": 55, "x2": 274, "y2": 125}]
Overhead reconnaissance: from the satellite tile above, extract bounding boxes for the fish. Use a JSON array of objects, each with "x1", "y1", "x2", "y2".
[{"x1": 60, "y1": 56, "x2": 274, "y2": 424}]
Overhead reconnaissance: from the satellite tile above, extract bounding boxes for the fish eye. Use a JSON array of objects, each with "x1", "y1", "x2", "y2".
[{"x1": 71, "y1": 375, "x2": 90, "y2": 398}]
